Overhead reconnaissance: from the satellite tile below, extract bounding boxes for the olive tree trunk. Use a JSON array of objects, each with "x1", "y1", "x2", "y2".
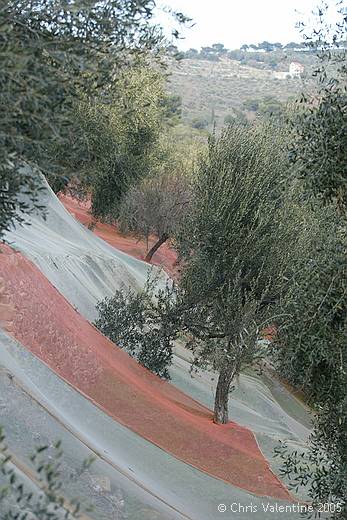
[
  {"x1": 145, "y1": 234, "x2": 169, "y2": 262},
  {"x1": 213, "y1": 361, "x2": 239, "y2": 425}
]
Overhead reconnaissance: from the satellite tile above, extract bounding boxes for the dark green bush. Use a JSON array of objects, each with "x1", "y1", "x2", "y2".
[{"x1": 94, "y1": 278, "x2": 178, "y2": 379}]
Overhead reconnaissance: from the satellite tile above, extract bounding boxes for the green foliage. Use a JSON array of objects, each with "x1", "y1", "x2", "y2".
[
  {"x1": 118, "y1": 137, "x2": 192, "y2": 260},
  {"x1": 242, "y1": 99, "x2": 260, "y2": 111},
  {"x1": 289, "y1": 73, "x2": 346, "y2": 211},
  {"x1": 72, "y1": 66, "x2": 169, "y2": 220},
  {"x1": 274, "y1": 394, "x2": 347, "y2": 517},
  {"x1": 0, "y1": 165, "x2": 46, "y2": 239},
  {"x1": 176, "y1": 123, "x2": 302, "y2": 350},
  {"x1": 275, "y1": 424, "x2": 346, "y2": 517},
  {"x1": 258, "y1": 96, "x2": 285, "y2": 119},
  {"x1": 199, "y1": 46, "x2": 220, "y2": 62},
  {"x1": 272, "y1": 3, "x2": 347, "y2": 515},
  {"x1": 179, "y1": 41, "x2": 308, "y2": 61},
  {"x1": 170, "y1": 123, "x2": 309, "y2": 422},
  {"x1": 290, "y1": 2, "x2": 347, "y2": 210},
  {"x1": 223, "y1": 114, "x2": 236, "y2": 125},
  {"x1": 242, "y1": 96, "x2": 286, "y2": 120},
  {"x1": 0, "y1": 0, "x2": 168, "y2": 236},
  {"x1": 0, "y1": 427, "x2": 93, "y2": 518},
  {"x1": 224, "y1": 109, "x2": 249, "y2": 126},
  {"x1": 191, "y1": 116, "x2": 209, "y2": 130},
  {"x1": 273, "y1": 214, "x2": 346, "y2": 404},
  {"x1": 160, "y1": 93, "x2": 183, "y2": 125},
  {"x1": 94, "y1": 277, "x2": 178, "y2": 379}
]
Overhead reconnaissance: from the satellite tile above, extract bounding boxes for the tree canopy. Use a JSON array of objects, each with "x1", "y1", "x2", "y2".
[
  {"x1": 71, "y1": 65, "x2": 170, "y2": 220},
  {"x1": 273, "y1": 3, "x2": 347, "y2": 515},
  {"x1": 0, "y1": 0, "x2": 188, "y2": 236}
]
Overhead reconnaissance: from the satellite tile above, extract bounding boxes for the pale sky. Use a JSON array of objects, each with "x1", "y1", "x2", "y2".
[{"x1": 156, "y1": 0, "x2": 330, "y2": 50}]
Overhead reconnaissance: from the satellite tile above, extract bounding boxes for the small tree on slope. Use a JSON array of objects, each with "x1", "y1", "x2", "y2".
[
  {"x1": 174, "y1": 123, "x2": 311, "y2": 424},
  {"x1": 118, "y1": 165, "x2": 192, "y2": 263},
  {"x1": 95, "y1": 276, "x2": 178, "y2": 379}
]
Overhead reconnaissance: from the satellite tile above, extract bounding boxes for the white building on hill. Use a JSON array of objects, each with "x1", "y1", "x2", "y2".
[{"x1": 289, "y1": 61, "x2": 304, "y2": 78}]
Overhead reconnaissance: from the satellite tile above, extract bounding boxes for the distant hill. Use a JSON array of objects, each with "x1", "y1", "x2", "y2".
[{"x1": 167, "y1": 47, "x2": 320, "y2": 128}]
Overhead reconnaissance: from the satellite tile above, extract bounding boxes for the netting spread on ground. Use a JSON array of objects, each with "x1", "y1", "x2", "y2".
[
  {"x1": 0, "y1": 244, "x2": 292, "y2": 500},
  {"x1": 59, "y1": 194, "x2": 178, "y2": 278},
  {"x1": 1, "y1": 183, "x2": 314, "y2": 516},
  {"x1": 2, "y1": 329, "x2": 310, "y2": 520},
  {"x1": 2, "y1": 181, "x2": 165, "y2": 322}
]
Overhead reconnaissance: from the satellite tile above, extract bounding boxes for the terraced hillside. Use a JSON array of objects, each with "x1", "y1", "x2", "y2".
[{"x1": 0, "y1": 182, "x2": 312, "y2": 520}]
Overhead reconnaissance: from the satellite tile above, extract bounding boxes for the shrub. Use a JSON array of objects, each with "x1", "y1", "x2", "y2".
[
  {"x1": 191, "y1": 117, "x2": 209, "y2": 130},
  {"x1": 94, "y1": 277, "x2": 178, "y2": 379}
]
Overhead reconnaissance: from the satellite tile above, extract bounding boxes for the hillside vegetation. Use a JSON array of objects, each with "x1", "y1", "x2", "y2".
[
  {"x1": 168, "y1": 48, "x2": 319, "y2": 127},
  {"x1": 2, "y1": 1, "x2": 346, "y2": 516}
]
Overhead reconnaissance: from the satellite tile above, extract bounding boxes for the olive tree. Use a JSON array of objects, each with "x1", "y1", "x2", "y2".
[
  {"x1": 94, "y1": 276, "x2": 178, "y2": 379},
  {"x1": 273, "y1": 3, "x2": 347, "y2": 516},
  {"x1": 94, "y1": 122, "x2": 310, "y2": 425},
  {"x1": 118, "y1": 163, "x2": 192, "y2": 262},
  {"x1": 174, "y1": 123, "x2": 309, "y2": 424},
  {"x1": 75, "y1": 66, "x2": 171, "y2": 221},
  {"x1": 0, "y1": 0, "x2": 188, "y2": 237}
]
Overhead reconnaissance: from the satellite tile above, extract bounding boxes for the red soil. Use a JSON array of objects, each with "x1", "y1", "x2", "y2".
[
  {"x1": 0, "y1": 245, "x2": 292, "y2": 499},
  {"x1": 59, "y1": 194, "x2": 178, "y2": 278}
]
